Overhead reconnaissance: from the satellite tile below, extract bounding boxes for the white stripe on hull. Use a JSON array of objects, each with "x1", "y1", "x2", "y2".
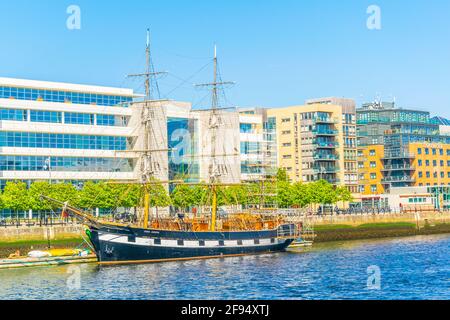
[{"x1": 98, "y1": 233, "x2": 282, "y2": 248}]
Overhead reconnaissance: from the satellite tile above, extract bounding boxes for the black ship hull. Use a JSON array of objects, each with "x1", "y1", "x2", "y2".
[{"x1": 87, "y1": 223, "x2": 297, "y2": 264}]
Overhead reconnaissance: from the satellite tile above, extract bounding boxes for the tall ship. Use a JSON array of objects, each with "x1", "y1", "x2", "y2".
[{"x1": 43, "y1": 31, "x2": 305, "y2": 265}]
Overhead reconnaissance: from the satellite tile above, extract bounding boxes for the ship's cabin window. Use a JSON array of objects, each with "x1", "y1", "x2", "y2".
[
  {"x1": 254, "y1": 239, "x2": 260, "y2": 245},
  {"x1": 154, "y1": 239, "x2": 161, "y2": 245},
  {"x1": 271, "y1": 238, "x2": 275, "y2": 244},
  {"x1": 237, "y1": 240, "x2": 243, "y2": 246},
  {"x1": 219, "y1": 240, "x2": 225, "y2": 246},
  {"x1": 177, "y1": 240, "x2": 184, "y2": 246},
  {"x1": 199, "y1": 240, "x2": 205, "y2": 247},
  {"x1": 128, "y1": 235, "x2": 136, "y2": 243}
]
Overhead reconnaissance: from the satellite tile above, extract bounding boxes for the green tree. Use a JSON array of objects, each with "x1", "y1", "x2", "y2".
[
  {"x1": 116, "y1": 184, "x2": 142, "y2": 208},
  {"x1": 28, "y1": 181, "x2": 53, "y2": 211},
  {"x1": 147, "y1": 181, "x2": 172, "y2": 207},
  {"x1": 306, "y1": 180, "x2": 337, "y2": 210},
  {"x1": 78, "y1": 182, "x2": 108, "y2": 209},
  {"x1": 335, "y1": 186, "x2": 353, "y2": 207},
  {"x1": 1, "y1": 181, "x2": 31, "y2": 217},
  {"x1": 290, "y1": 182, "x2": 311, "y2": 208},
  {"x1": 276, "y1": 168, "x2": 289, "y2": 182},
  {"x1": 276, "y1": 181, "x2": 294, "y2": 208},
  {"x1": 50, "y1": 183, "x2": 79, "y2": 206},
  {"x1": 171, "y1": 185, "x2": 197, "y2": 211}
]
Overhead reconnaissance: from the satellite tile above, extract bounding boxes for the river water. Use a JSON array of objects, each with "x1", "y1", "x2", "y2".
[{"x1": 0, "y1": 234, "x2": 448, "y2": 300}]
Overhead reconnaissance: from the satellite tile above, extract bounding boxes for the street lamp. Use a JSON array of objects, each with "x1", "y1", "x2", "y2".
[{"x1": 44, "y1": 156, "x2": 52, "y2": 184}]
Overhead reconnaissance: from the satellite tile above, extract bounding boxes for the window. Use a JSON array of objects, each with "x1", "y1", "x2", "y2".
[
  {"x1": 433, "y1": 160, "x2": 437, "y2": 167},
  {"x1": 425, "y1": 148, "x2": 429, "y2": 155},
  {"x1": 65, "y1": 112, "x2": 94, "y2": 125},
  {"x1": 30, "y1": 110, "x2": 62, "y2": 123},
  {"x1": 370, "y1": 162, "x2": 376, "y2": 168},
  {"x1": 369, "y1": 150, "x2": 376, "y2": 156},
  {"x1": 417, "y1": 148, "x2": 422, "y2": 155},
  {"x1": 370, "y1": 173, "x2": 377, "y2": 179},
  {"x1": 426, "y1": 172, "x2": 430, "y2": 178},
  {"x1": 418, "y1": 160, "x2": 423, "y2": 167},
  {"x1": 426, "y1": 160, "x2": 430, "y2": 166},
  {"x1": 240, "y1": 123, "x2": 253, "y2": 133},
  {"x1": 0, "y1": 86, "x2": 132, "y2": 107},
  {"x1": 371, "y1": 185, "x2": 377, "y2": 193},
  {"x1": 0, "y1": 108, "x2": 27, "y2": 121},
  {"x1": 0, "y1": 156, "x2": 133, "y2": 172},
  {"x1": 432, "y1": 149, "x2": 437, "y2": 155},
  {"x1": 0, "y1": 132, "x2": 127, "y2": 150},
  {"x1": 440, "y1": 149, "x2": 444, "y2": 156},
  {"x1": 97, "y1": 114, "x2": 123, "y2": 127},
  {"x1": 418, "y1": 172, "x2": 423, "y2": 178}
]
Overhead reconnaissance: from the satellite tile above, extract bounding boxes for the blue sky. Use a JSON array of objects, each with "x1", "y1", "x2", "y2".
[{"x1": 0, "y1": 0, "x2": 449, "y2": 116}]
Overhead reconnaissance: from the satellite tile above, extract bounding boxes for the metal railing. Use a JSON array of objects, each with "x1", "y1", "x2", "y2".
[
  {"x1": 382, "y1": 165, "x2": 415, "y2": 171},
  {"x1": 382, "y1": 176, "x2": 415, "y2": 183}
]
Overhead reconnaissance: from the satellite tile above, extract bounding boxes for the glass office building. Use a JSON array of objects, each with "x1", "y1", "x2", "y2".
[
  {"x1": 0, "y1": 77, "x2": 139, "y2": 192},
  {"x1": 357, "y1": 102, "x2": 450, "y2": 192},
  {"x1": 167, "y1": 117, "x2": 199, "y2": 183}
]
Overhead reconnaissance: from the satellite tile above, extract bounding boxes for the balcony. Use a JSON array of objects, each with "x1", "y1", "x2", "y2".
[
  {"x1": 313, "y1": 118, "x2": 338, "y2": 125},
  {"x1": 381, "y1": 165, "x2": 415, "y2": 171},
  {"x1": 312, "y1": 129, "x2": 339, "y2": 136},
  {"x1": 382, "y1": 153, "x2": 415, "y2": 160},
  {"x1": 313, "y1": 153, "x2": 339, "y2": 161},
  {"x1": 326, "y1": 178, "x2": 341, "y2": 184},
  {"x1": 314, "y1": 141, "x2": 339, "y2": 149},
  {"x1": 382, "y1": 176, "x2": 416, "y2": 183},
  {"x1": 313, "y1": 166, "x2": 339, "y2": 173}
]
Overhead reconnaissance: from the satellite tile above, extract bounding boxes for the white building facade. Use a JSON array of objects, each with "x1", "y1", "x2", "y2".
[
  {"x1": 0, "y1": 77, "x2": 275, "y2": 193},
  {"x1": 0, "y1": 77, "x2": 141, "y2": 189}
]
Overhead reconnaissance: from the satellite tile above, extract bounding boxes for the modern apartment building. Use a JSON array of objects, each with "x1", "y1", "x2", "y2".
[
  {"x1": 267, "y1": 102, "x2": 346, "y2": 188},
  {"x1": 306, "y1": 98, "x2": 358, "y2": 193},
  {"x1": 239, "y1": 107, "x2": 277, "y2": 181},
  {"x1": 0, "y1": 77, "x2": 140, "y2": 189},
  {"x1": 357, "y1": 102, "x2": 450, "y2": 196}
]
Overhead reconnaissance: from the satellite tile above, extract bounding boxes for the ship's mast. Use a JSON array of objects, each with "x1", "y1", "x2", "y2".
[
  {"x1": 195, "y1": 46, "x2": 234, "y2": 231},
  {"x1": 128, "y1": 29, "x2": 167, "y2": 228}
]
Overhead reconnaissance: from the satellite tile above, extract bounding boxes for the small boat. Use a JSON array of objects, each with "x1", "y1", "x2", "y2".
[
  {"x1": 0, "y1": 253, "x2": 97, "y2": 270},
  {"x1": 289, "y1": 239, "x2": 314, "y2": 249}
]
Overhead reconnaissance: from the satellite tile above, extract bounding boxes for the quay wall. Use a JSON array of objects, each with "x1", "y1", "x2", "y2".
[
  {"x1": 0, "y1": 225, "x2": 83, "y2": 243},
  {"x1": 307, "y1": 211, "x2": 450, "y2": 227}
]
